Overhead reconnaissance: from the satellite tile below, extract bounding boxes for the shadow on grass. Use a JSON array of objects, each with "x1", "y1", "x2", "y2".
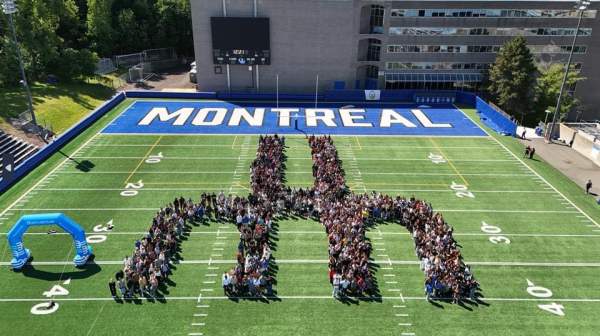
[
  {"x1": 427, "y1": 291, "x2": 489, "y2": 311},
  {"x1": 16, "y1": 258, "x2": 102, "y2": 281},
  {"x1": 0, "y1": 80, "x2": 114, "y2": 125}
]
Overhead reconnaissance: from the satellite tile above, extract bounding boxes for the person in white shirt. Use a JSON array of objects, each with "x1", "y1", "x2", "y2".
[
  {"x1": 222, "y1": 272, "x2": 231, "y2": 295},
  {"x1": 332, "y1": 273, "x2": 341, "y2": 298}
]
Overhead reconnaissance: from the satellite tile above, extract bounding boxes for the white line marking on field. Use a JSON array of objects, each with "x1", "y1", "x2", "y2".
[
  {"x1": 84, "y1": 302, "x2": 107, "y2": 336},
  {"x1": 196, "y1": 305, "x2": 209, "y2": 308},
  {"x1": 395, "y1": 314, "x2": 409, "y2": 317},
  {"x1": 457, "y1": 105, "x2": 600, "y2": 230},
  {"x1": 8, "y1": 230, "x2": 585, "y2": 238},
  {"x1": 16, "y1": 207, "x2": 579, "y2": 214},
  {"x1": 63, "y1": 155, "x2": 510, "y2": 162},
  {"x1": 191, "y1": 323, "x2": 205, "y2": 326},
  {"x1": 5, "y1": 259, "x2": 600, "y2": 267},
  {"x1": 1, "y1": 296, "x2": 600, "y2": 302},
  {"x1": 0, "y1": 133, "x2": 100, "y2": 219}
]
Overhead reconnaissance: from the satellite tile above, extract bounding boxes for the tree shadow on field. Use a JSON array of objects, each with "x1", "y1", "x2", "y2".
[
  {"x1": 56, "y1": 149, "x2": 95, "y2": 172},
  {"x1": 16, "y1": 259, "x2": 102, "y2": 281}
]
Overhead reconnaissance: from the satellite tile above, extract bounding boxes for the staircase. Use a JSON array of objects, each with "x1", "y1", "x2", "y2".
[{"x1": 0, "y1": 130, "x2": 39, "y2": 173}]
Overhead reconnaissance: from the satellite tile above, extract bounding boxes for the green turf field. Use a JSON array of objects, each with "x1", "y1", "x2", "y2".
[{"x1": 1, "y1": 99, "x2": 600, "y2": 335}]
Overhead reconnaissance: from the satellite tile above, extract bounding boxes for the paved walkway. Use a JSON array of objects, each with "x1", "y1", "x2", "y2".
[{"x1": 520, "y1": 137, "x2": 600, "y2": 196}]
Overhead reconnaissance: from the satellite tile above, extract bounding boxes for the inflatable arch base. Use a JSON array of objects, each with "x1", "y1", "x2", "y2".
[{"x1": 7, "y1": 213, "x2": 93, "y2": 270}]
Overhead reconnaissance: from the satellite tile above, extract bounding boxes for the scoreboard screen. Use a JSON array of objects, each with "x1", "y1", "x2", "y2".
[{"x1": 211, "y1": 17, "x2": 271, "y2": 65}]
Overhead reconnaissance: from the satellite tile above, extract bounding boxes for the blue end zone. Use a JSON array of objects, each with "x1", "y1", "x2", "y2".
[{"x1": 102, "y1": 100, "x2": 487, "y2": 136}]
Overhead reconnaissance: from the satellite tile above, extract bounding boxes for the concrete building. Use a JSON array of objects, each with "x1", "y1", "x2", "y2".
[{"x1": 191, "y1": 0, "x2": 600, "y2": 120}]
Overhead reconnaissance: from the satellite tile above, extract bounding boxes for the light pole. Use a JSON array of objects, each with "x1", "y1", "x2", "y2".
[
  {"x1": 2, "y1": 0, "x2": 36, "y2": 127},
  {"x1": 544, "y1": 109, "x2": 552, "y2": 134},
  {"x1": 543, "y1": 108, "x2": 552, "y2": 127},
  {"x1": 545, "y1": 0, "x2": 590, "y2": 142}
]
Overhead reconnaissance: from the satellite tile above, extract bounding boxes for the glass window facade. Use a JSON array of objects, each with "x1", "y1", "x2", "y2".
[
  {"x1": 389, "y1": 27, "x2": 593, "y2": 36},
  {"x1": 370, "y1": 5, "x2": 385, "y2": 34},
  {"x1": 390, "y1": 9, "x2": 597, "y2": 19},
  {"x1": 386, "y1": 44, "x2": 587, "y2": 54},
  {"x1": 385, "y1": 62, "x2": 491, "y2": 70}
]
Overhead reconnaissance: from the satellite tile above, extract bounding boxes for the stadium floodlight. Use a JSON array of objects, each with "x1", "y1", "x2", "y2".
[
  {"x1": 543, "y1": 109, "x2": 552, "y2": 127},
  {"x1": 545, "y1": 0, "x2": 589, "y2": 142},
  {"x1": 2, "y1": 0, "x2": 37, "y2": 128},
  {"x1": 1, "y1": 0, "x2": 16, "y2": 14}
]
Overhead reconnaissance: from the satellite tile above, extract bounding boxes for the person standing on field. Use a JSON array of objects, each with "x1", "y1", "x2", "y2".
[
  {"x1": 586, "y1": 179, "x2": 593, "y2": 194},
  {"x1": 109, "y1": 278, "x2": 117, "y2": 298}
]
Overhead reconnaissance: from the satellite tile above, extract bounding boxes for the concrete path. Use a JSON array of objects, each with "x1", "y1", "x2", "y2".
[{"x1": 520, "y1": 137, "x2": 600, "y2": 197}]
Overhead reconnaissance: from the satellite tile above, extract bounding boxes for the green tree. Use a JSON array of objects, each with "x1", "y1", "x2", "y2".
[
  {"x1": 487, "y1": 37, "x2": 537, "y2": 124},
  {"x1": 535, "y1": 63, "x2": 585, "y2": 122},
  {"x1": 87, "y1": 0, "x2": 114, "y2": 56},
  {"x1": 51, "y1": 48, "x2": 99, "y2": 81},
  {"x1": 155, "y1": 0, "x2": 193, "y2": 56},
  {"x1": 0, "y1": 36, "x2": 22, "y2": 86},
  {"x1": 115, "y1": 8, "x2": 148, "y2": 54},
  {"x1": 12, "y1": 0, "x2": 62, "y2": 80}
]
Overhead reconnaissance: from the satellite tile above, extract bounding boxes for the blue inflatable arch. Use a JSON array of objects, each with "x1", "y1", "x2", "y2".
[{"x1": 7, "y1": 213, "x2": 93, "y2": 270}]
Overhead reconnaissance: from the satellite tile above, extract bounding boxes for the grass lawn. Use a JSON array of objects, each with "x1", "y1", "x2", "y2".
[
  {"x1": 0, "y1": 100, "x2": 599, "y2": 335},
  {"x1": 0, "y1": 76, "x2": 122, "y2": 134}
]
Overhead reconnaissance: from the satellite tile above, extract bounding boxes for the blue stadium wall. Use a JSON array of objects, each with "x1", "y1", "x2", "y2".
[{"x1": 0, "y1": 90, "x2": 515, "y2": 194}]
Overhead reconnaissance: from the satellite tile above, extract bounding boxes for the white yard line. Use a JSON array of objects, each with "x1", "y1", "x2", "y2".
[
  {"x1": 0, "y1": 133, "x2": 101, "y2": 218},
  {"x1": 34, "y1": 188, "x2": 245, "y2": 191},
  {"x1": 457, "y1": 105, "x2": 600, "y2": 230},
  {"x1": 0, "y1": 296, "x2": 598, "y2": 303},
  {"x1": 4, "y1": 260, "x2": 600, "y2": 267},
  {"x1": 14, "y1": 208, "x2": 576, "y2": 213},
  {"x1": 89, "y1": 144, "x2": 500, "y2": 149},
  {"x1": 3, "y1": 231, "x2": 596, "y2": 238},
  {"x1": 53, "y1": 171, "x2": 534, "y2": 177},
  {"x1": 71, "y1": 156, "x2": 515, "y2": 162}
]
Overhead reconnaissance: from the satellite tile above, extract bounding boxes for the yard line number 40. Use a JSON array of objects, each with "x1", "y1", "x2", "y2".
[
  {"x1": 30, "y1": 279, "x2": 71, "y2": 315},
  {"x1": 526, "y1": 279, "x2": 565, "y2": 316}
]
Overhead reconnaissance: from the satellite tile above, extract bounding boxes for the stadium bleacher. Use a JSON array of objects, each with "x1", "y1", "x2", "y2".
[{"x1": 0, "y1": 130, "x2": 39, "y2": 172}]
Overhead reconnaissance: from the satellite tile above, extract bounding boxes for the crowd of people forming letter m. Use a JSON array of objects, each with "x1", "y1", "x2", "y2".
[{"x1": 112, "y1": 135, "x2": 479, "y2": 304}]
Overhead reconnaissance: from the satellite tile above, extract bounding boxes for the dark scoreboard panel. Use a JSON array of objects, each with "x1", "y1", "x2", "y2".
[{"x1": 211, "y1": 17, "x2": 271, "y2": 65}]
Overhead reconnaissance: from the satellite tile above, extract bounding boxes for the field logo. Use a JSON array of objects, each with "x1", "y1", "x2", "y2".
[
  {"x1": 365, "y1": 90, "x2": 380, "y2": 101},
  {"x1": 7, "y1": 213, "x2": 93, "y2": 270},
  {"x1": 103, "y1": 101, "x2": 488, "y2": 136}
]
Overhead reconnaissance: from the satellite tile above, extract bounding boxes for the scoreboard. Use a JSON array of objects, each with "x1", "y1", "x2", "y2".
[{"x1": 211, "y1": 17, "x2": 271, "y2": 65}]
